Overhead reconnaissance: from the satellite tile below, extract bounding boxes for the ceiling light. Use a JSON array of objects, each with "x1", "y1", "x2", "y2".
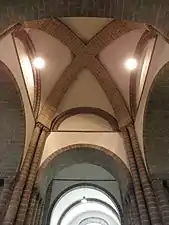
[
  {"x1": 32, "y1": 57, "x2": 45, "y2": 69},
  {"x1": 125, "y1": 58, "x2": 137, "y2": 71},
  {"x1": 81, "y1": 197, "x2": 87, "y2": 204}
]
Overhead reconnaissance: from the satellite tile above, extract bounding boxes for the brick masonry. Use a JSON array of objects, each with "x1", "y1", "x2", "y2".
[
  {"x1": 127, "y1": 124, "x2": 162, "y2": 225},
  {"x1": 129, "y1": 30, "x2": 157, "y2": 118},
  {"x1": 15, "y1": 127, "x2": 49, "y2": 225},
  {"x1": 121, "y1": 126, "x2": 150, "y2": 225},
  {"x1": 2, "y1": 125, "x2": 42, "y2": 225},
  {"x1": 0, "y1": 179, "x2": 15, "y2": 223},
  {"x1": 51, "y1": 107, "x2": 119, "y2": 131},
  {"x1": 152, "y1": 179, "x2": 169, "y2": 225},
  {"x1": 0, "y1": 61, "x2": 25, "y2": 179},
  {"x1": 25, "y1": 188, "x2": 38, "y2": 225},
  {"x1": 144, "y1": 62, "x2": 169, "y2": 178},
  {"x1": 37, "y1": 144, "x2": 132, "y2": 198},
  {"x1": 0, "y1": 5, "x2": 168, "y2": 224},
  {"x1": 14, "y1": 29, "x2": 41, "y2": 119},
  {"x1": 0, "y1": 1, "x2": 169, "y2": 36},
  {"x1": 24, "y1": 18, "x2": 135, "y2": 128}
]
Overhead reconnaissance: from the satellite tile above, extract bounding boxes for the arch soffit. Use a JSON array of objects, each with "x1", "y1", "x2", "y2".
[
  {"x1": 129, "y1": 29, "x2": 157, "y2": 118},
  {"x1": 51, "y1": 107, "x2": 119, "y2": 131},
  {"x1": 0, "y1": 59, "x2": 25, "y2": 106},
  {"x1": 23, "y1": 18, "x2": 143, "y2": 128},
  {"x1": 0, "y1": 22, "x2": 41, "y2": 118},
  {"x1": 13, "y1": 28, "x2": 41, "y2": 118},
  {"x1": 37, "y1": 144, "x2": 131, "y2": 197},
  {"x1": 0, "y1": 60, "x2": 26, "y2": 177},
  {"x1": 48, "y1": 182, "x2": 123, "y2": 225},
  {"x1": 143, "y1": 61, "x2": 169, "y2": 176}
]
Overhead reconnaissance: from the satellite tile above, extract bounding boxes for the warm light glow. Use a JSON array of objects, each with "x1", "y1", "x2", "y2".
[
  {"x1": 125, "y1": 58, "x2": 137, "y2": 71},
  {"x1": 32, "y1": 57, "x2": 45, "y2": 69}
]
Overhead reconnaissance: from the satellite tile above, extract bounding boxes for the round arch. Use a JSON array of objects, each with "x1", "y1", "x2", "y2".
[
  {"x1": 0, "y1": 60, "x2": 25, "y2": 178},
  {"x1": 47, "y1": 183, "x2": 123, "y2": 224},
  {"x1": 14, "y1": 28, "x2": 41, "y2": 117},
  {"x1": 144, "y1": 61, "x2": 169, "y2": 177},
  {"x1": 37, "y1": 144, "x2": 131, "y2": 198},
  {"x1": 51, "y1": 107, "x2": 119, "y2": 131}
]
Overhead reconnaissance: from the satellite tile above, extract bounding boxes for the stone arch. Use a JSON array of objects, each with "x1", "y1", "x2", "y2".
[
  {"x1": 0, "y1": 60, "x2": 26, "y2": 178},
  {"x1": 51, "y1": 107, "x2": 119, "y2": 131},
  {"x1": 14, "y1": 28, "x2": 41, "y2": 118},
  {"x1": 37, "y1": 144, "x2": 131, "y2": 198},
  {"x1": 49, "y1": 182, "x2": 123, "y2": 213},
  {"x1": 47, "y1": 183, "x2": 124, "y2": 225},
  {"x1": 144, "y1": 61, "x2": 169, "y2": 177},
  {"x1": 129, "y1": 29, "x2": 157, "y2": 118}
]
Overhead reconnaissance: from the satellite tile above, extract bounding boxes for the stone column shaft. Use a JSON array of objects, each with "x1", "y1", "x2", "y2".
[
  {"x1": 25, "y1": 189, "x2": 38, "y2": 225},
  {"x1": 152, "y1": 180, "x2": 169, "y2": 225},
  {"x1": 130, "y1": 191, "x2": 141, "y2": 225},
  {"x1": 39, "y1": 202, "x2": 44, "y2": 225},
  {"x1": 2, "y1": 125, "x2": 42, "y2": 225},
  {"x1": 0, "y1": 179, "x2": 14, "y2": 222},
  {"x1": 42, "y1": 182, "x2": 52, "y2": 225},
  {"x1": 31, "y1": 196, "x2": 40, "y2": 225},
  {"x1": 121, "y1": 127, "x2": 150, "y2": 225},
  {"x1": 35, "y1": 199, "x2": 42, "y2": 225},
  {"x1": 127, "y1": 124, "x2": 162, "y2": 225},
  {"x1": 15, "y1": 128, "x2": 48, "y2": 225}
]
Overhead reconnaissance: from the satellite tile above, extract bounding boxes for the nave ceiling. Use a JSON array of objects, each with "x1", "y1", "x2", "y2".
[{"x1": 0, "y1": 17, "x2": 169, "y2": 180}]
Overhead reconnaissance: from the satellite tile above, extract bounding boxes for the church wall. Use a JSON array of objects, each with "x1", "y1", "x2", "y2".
[
  {"x1": 58, "y1": 114, "x2": 113, "y2": 131},
  {"x1": 41, "y1": 132, "x2": 129, "y2": 168},
  {"x1": 0, "y1": 34, "x2": 35, "y2": 160},
  {"x1": 50, "y1": 163, "x2": 122, "y2": 207},
  {"x1": 135, "y1": 34, "x2": 169, "y2": 159}
]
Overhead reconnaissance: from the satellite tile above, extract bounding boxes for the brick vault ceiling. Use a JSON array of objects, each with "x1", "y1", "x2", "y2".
[
  {"x1": 12, "y1": 17, "x2": 152, "y2": 123},
  {"x1": 0, "y1": 1, "x2": 169, "y2": 36}
]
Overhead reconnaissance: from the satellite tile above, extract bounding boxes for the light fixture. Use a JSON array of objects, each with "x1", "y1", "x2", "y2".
[
  {"x1": 32, "y1": 57, "x2": 45, "y2": 69},
  {"x1": 124, "y1": 58, "x2": 137, "y2": 71},
  {"x1": 81, "y1": 197, "x2": 87, "y2": 204}
]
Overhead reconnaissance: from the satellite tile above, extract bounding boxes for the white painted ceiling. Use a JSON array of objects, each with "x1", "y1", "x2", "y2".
[
  {"x1": 10, "y1": 17, "x2": 157, "y2": 120},
  {"x1": 26, "y1": 27, "x2": 72, "y2": 110}
]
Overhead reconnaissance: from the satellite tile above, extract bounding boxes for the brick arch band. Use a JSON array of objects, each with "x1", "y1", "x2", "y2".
[
  {"x1": 37, "y1": 144, "x2": 131, "y2": 199},
  {"x1": 0, "y1": 23, "x2": 41, "y2": 118},
  {"x1": 51, "y1": 107, "x2": 119, "y2": 131},
  {"x1": 1, "y1": 19, "x2": 158, "y2": 128},
  {"x1": 129, "y1": 29, "x2": 157, "y2": 118},
  {"x1": 13, "y1": 29, "x2": 41, "y2": 118},
  {"x1": 23, "y1": 18, "x2": 141, "y2": 128},
  {"x1": 0, "y1": 60, "x2": 25, "y2": 178}
]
